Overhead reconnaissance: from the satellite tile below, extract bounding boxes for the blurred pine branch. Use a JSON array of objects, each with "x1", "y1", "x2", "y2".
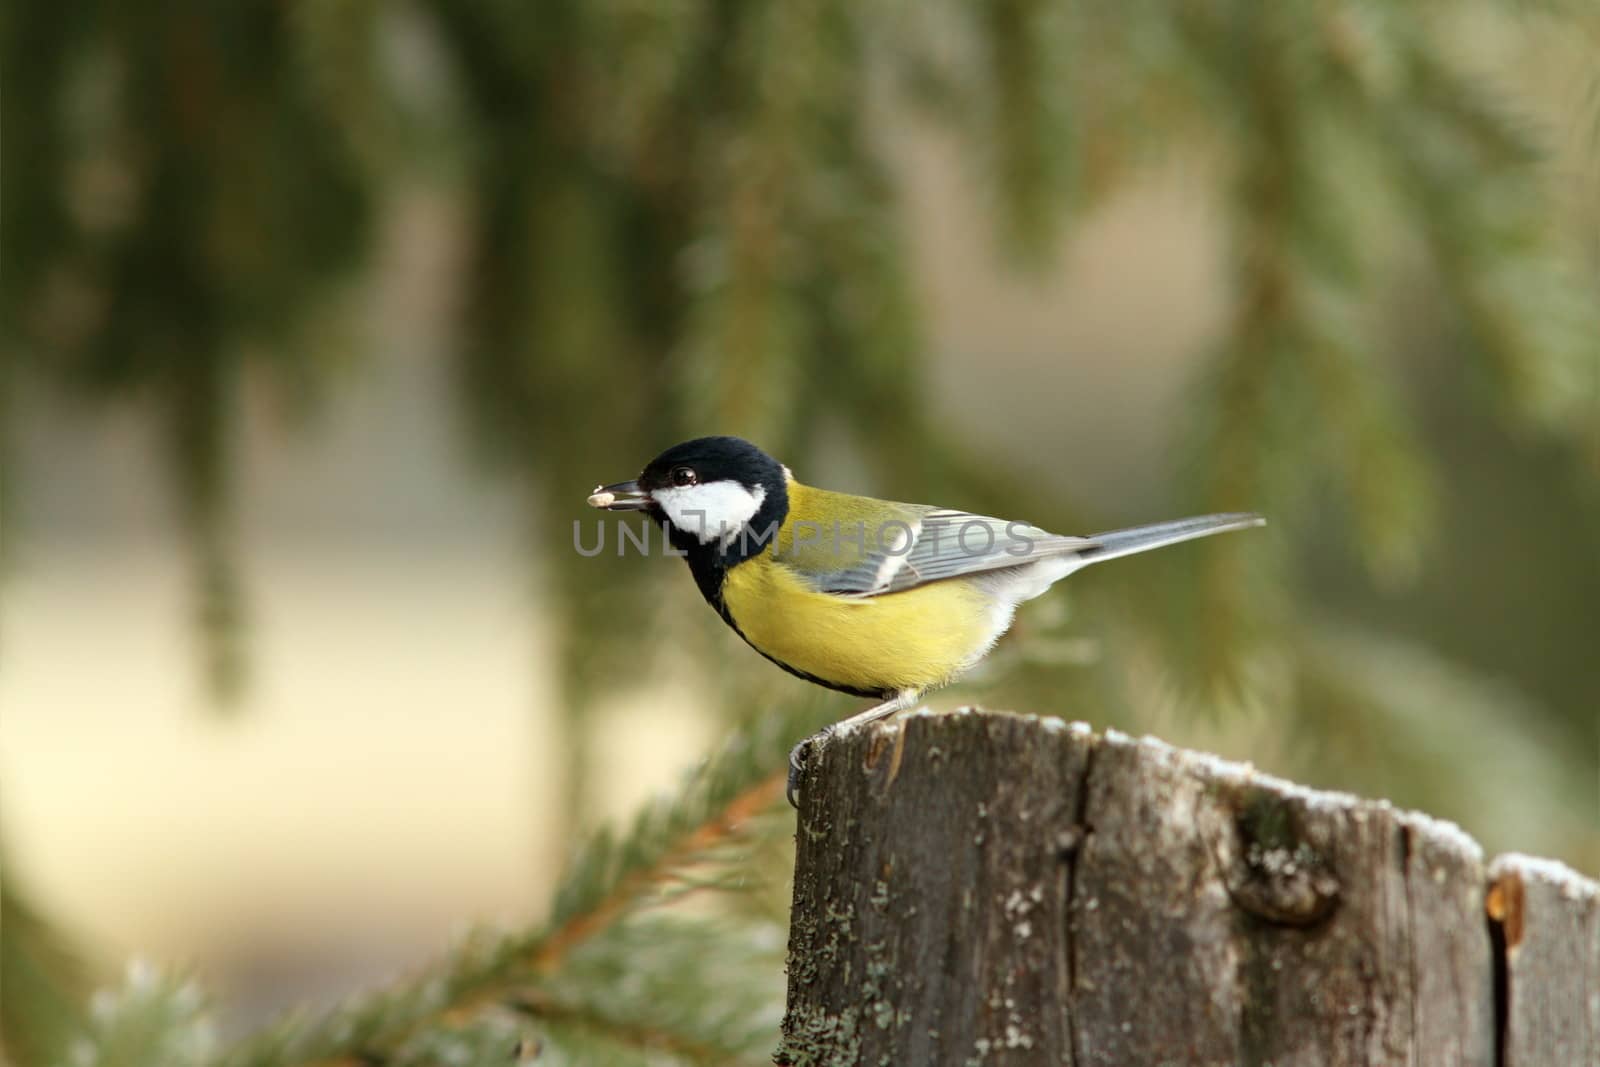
[
  {"x1": 1, "y1": 864, "x2": 87, "y2": 1067},
  {"x1": 7, "y1": 0, "x2": 1593, "y2": 719},
  {"x1": 5, "y1": 0, "x2": 1591, "y2": 720},
  {"x1": 3, "y1": 0, "x2": 1598, "y2": 1061},
  {"x1": 204, "y1": 701, "x2": 813, "y2": 1067}
]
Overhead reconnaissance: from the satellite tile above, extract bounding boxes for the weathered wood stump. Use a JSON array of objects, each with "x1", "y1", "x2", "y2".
[{"x1": 778, "y1": 708, "x2": 1598, "y2": 1066}]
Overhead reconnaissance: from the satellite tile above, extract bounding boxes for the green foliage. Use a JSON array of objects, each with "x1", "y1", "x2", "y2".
[
  {"x1": 532, "y1": 915, "x2": 785, "y2": 1064},
  {"x1": 1, "y1": 869, "x2": 86, "y2": 1066},
  {"x1": 1294, "y1": 622, "x2": 1596, "y2": 861},
  {"x1": 48, "y1": 706, "x2": 809, "y2": 1067},
  {"x1": 52, "y1": 965, "x2": 214, "y2": 1067},
  {"x1": 2, "y1": 1, "x2": 376, "y2": 705},
  {"x1": 3, "y1": 0, "x2": 1598, "y2": 1062},
  {"x1": 9, "y1": 0, "x2": 1593, "y2": 722},
  {"x1": 7, "y1": 0, "x2": 1594, "y2": 726}
]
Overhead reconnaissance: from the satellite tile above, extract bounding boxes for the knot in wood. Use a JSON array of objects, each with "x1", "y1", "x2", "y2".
[{"x1": 1221, "y1": 787, "x2": 1341, "y2": 926}]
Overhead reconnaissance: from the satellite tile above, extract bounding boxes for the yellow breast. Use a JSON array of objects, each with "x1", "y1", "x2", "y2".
[{"x1": 720, "y1": 553, "x2": 998, "y2": 696}]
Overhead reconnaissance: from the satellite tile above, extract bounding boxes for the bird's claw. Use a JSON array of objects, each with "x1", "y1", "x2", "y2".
[
  {"x1": 786, "y1": 739, "x2": 809, "y2": 809},
  {"x1": 788, "y1": 727, "x2": 837, "y2": 809}
]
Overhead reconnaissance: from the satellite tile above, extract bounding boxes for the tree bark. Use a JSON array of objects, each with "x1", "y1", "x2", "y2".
[{"x1": 777, "y1": 708, "x2": 1598, "y2": 1067}]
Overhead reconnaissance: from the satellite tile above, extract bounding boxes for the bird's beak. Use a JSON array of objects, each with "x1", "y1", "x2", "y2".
[{"x1": 587, "y1": 480, "x2": 651, "y2": 511}]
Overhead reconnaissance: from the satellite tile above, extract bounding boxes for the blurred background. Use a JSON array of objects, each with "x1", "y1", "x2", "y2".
[{"x1": 3, "y1": 2, "x2": 1598, "y2": 1064}]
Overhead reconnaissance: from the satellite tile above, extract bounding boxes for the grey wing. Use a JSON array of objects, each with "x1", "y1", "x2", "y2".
[{"x1": 815, "y1": 509, "x2": 1095, "y2": 596}]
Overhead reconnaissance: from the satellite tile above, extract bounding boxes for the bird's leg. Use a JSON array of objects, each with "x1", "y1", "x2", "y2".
[{"x1": 787, "y1": 690, "x2": 921, "y2": 808}]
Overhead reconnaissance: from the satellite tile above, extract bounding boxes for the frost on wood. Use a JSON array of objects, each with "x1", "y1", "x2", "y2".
[{"x1": 777, "y1": 708, "x2": 1598, "y2": 1067}]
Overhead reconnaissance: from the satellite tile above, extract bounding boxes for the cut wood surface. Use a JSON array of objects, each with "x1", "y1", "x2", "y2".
[{"x1": 777, "y1": 708, "x2": 1598, "y2": 1067}]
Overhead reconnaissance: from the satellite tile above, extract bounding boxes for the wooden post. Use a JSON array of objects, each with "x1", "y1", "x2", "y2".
[
  {"x1": 1487, "y1": 853, "x2": 1600, "y2": 1066},
  {"x1": 777, "y1": 708, "x2": 1598, "y2": 1066}
]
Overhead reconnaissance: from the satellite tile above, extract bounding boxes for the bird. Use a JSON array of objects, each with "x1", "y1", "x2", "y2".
[{"x1": 587, "y1": 435, "x2": 1263, "y2": 806}]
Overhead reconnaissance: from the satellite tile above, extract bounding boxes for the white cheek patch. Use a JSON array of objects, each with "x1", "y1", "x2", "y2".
[{"x1": 653, "y1": 481, "x2": 767, "y2": 545}]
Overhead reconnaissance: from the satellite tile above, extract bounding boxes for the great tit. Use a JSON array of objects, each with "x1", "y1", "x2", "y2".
[{"x1": 588, "y1": 435, "x2": 1263, "y2": 805}]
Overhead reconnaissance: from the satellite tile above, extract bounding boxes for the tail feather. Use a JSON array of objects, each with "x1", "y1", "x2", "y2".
[{"x1": 1076, "y1": 512, "x2": 1265, "y2": 566}]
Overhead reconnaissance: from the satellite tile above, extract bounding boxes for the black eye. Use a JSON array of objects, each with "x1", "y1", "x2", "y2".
[{"x1": 670, "y1": 466, "x2": 698, "y2": 487}]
